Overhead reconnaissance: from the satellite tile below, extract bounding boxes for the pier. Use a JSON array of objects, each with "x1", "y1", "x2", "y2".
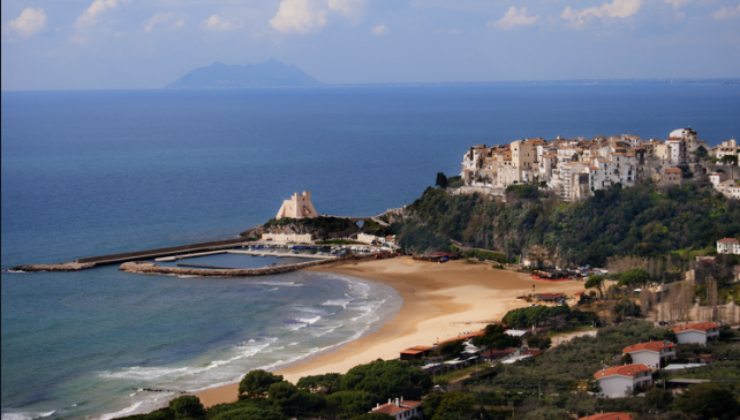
[{"x1": 12, "y1": 237, "x2": 249, "y2": 272}]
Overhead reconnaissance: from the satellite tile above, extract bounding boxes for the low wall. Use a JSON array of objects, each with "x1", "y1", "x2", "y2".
[{"x1": 120, "y1": 258, "x2": 334, "y2": 277}]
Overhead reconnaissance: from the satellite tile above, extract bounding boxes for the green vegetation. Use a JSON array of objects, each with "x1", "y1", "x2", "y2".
[
  {"x1": 501, "y1": 305, "x2": 600, "y2": 331},
  {"x1": 395, "y1": 183, "x2": 740, "y2": 266},
  {"x1": 239, "y1": 370, "x2": 283, "y2": 398},
  {"x1": 127, "y1": 360, "x2": 430, "y2": 420},
  {"x1": 473, "y1": 324, "x2": 522, "y2": 349}
]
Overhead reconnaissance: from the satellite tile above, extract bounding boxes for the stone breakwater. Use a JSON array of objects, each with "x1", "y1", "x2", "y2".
[
  {"x1": 120, "y1": 259, "x2": 336, "y2": 277},
  {"x1": 11, "y1": 262, "x2": 96, "y2": 272}
]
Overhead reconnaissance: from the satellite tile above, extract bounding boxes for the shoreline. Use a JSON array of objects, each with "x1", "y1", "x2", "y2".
[{"x1": 196, "y1": 257, "x2": 585, "y2": 408}]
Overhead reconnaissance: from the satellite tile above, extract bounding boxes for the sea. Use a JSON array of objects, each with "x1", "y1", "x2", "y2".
[{"x1": 2, "y1": 82, "x2": 740, "y2": 419}]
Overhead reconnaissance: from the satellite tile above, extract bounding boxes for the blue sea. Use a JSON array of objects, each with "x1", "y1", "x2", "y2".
[{"x1": 2, "y1": 83, "x2": 740, "y2": 419}]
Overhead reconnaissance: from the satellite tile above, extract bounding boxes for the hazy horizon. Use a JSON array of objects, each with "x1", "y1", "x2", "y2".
[{"x1": 3, "y1": 0, "x2": 740, "y2": 91}]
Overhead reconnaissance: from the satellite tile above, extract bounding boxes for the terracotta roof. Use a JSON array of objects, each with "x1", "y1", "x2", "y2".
[
  {"x1": 718, "y1": 238, "x2": 739, "y2": 244},
  {"x1": 594, "y1": 364, "x2": 651, "y2": 379},
  {"x1": 371, "y1": 400, "x2": 421, "y2": 416},
  {"x1": 664, "y1": 167, "x2": 682, "y2": 174},
  {"x1": 579, "y1": 413, "x2": 633, "y2": 420},
  {"x1": 673, "y1": 322, "x2": 719, "y2": 333},
  {"x1": 623, "y1": 341, "x2": 676, "y2": 354},
  {"x1": 400, "y1": 345, "x2": 432, "y2": 355}
]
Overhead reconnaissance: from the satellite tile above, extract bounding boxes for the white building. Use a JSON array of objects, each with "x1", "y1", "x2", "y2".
[
  {"x1": 672, "y1": 322, "x2": 720, "y2": 345},
  {"x1": 594, "y1": 364, "x2": 652, "y2": 398},
  {"x1": 275, "y1": 191, "x2": 319, "y2": 220},
  {"x1": 260, "y1": 233, "x2": 312, "y2": 244},
  {"x1": 717, "y1": 238, "x2": 740, "y2": 255},
  {"x1": 712, "y1": 138, "x2": 739, "y2": 164},
  {"x1": 622, "y1": 341, "x2": 676, "y2": 369},
  {"x1": 370, "y1": 397, "x2": 422, "y2": 420}
]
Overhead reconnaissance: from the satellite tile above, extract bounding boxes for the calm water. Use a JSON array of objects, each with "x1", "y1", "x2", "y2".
[{"x1": 2, "y1": 84, "x2": 740, "y2": 419}]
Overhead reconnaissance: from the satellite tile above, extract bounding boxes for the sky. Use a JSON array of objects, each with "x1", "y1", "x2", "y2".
[{"x1": 2, "y1": 0, "x2": 740, "y2": 90}]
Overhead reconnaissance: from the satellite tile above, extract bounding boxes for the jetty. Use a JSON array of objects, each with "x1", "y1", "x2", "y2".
[{"x1": 12, "y1": 237, "x2": 249, "y2": 272}]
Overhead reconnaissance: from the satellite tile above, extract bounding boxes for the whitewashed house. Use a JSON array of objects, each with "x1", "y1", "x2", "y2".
[
  {"x1": 370, "y1": 397, "x2": 422, "y2": 420},
  {"x1": 717, "y1": 238, "x2": 740, "y2": 255},
  {"x1": 622, "y1": 341, "x2": 676, "y2": 369},
  {"x1": 672, "y1": 322, "x2": 720, "y2": 345},
  {"x1": 594, "y1": 364, "x2": 652, "y2": 398}
]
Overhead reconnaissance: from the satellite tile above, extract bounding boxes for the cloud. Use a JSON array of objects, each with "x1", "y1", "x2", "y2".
[
  {"x1": 712, "y1": 4, "x2": 740, "y2": 20},
  {"x1": 489, "y1": 6, "x2": 539, "y2": 30},
  {"x1": 201, "y1": 14, "x2": 240, "y2": 32},
  {"x1": 664, "y1": 0, "x2": 690, "y2": 7},
  {"x1": 144, "y1": 13, "x2": 184, "y2": 33},
  {"x1": 327, "y1": 0, "x2": 364, "y2": 21},
  {"x1": 371, "y1": 24, "x2": 388, "y2": 35},
  {"x1": 76, "y1": 0, "x2": 123, "y2": 28},
  {"x1": 270, "y1": 0, "x2": 328, "y2": 34},
  {"x1": 561, "y1": 0, "x2": 642, "y2": 27},
  {"x1": 8, "y1": 7, "x2": 47, "y2": 37}
]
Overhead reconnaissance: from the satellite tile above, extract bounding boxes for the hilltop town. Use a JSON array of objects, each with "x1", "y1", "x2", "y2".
[{"x1": 460, "y1": 128, "x2": 739, "y2": 201}]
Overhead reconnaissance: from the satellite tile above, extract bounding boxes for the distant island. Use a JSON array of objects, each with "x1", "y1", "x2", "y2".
[{"x1": 167, "y1": 59, "x2": 319, "y2": 89}]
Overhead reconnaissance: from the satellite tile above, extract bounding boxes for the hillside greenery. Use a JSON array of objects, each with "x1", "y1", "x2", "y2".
[{"x1": 395, "y1": 182, "x2": 740, "y2": 266}]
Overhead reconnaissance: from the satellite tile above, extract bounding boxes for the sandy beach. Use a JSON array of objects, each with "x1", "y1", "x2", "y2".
[{"x1": 197, "y1": 257, "x2": 585, "y2": 407}]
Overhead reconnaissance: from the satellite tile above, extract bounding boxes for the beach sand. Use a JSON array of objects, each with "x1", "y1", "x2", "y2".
[{"x1": 196, "y1": 257, "x2": 585, "y2": 407}]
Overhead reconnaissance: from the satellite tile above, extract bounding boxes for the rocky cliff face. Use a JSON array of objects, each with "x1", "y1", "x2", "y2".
[{"x1": 241, "y1": 216, "x2": 361, "y2": 241}]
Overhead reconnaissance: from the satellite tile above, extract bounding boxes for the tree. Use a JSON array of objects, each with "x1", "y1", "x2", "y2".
[
  {"x1": 720, "y1": 154, "x2": 738, "y2": 166},
  {"x1": 296, "y1": 373, "x2": 342, "y2": 394},
  {"x1": 209, "y1": 405, "x2": 286, "y2": 420},
  {"x1": 326, "y1": 390, "x2": 374, "y2": 418},
  {"x1": 613, "y1": 299, "x2": 641, "y2": 322},
  {"x1": 340, "y1": 360, "x2": 432, "y2": 401},
  {"x1": 267, "y1": 381, "x2": 298, "y2": 402},
  {"x1": 168, "y1": 396, "x2": 204, "y2": 420},
  {"x1": 585, "y1": 275, "x2": 605, "y2": 298},
  {"x1": 617, "y1": 268, "x2": 651, "y2": 287},
  {"x1": 432, "y1": 392, "x2": 476, "y2": 420},
  {"x1": 239, "y1": 370, "x2": 284, "y2": 398},
  {"x1": 436, "y1": 172, "x2": 448, "y2": 189},
  {"x1": 350, "y1": 414, "x2": 393, "y2": 420},
  {"x1": 674, "y1": 383, "x2": 739, "y2": 419}
]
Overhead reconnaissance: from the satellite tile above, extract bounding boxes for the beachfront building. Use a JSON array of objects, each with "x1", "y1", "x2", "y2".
[
  {"x1": 717, "y1": 238, "x2": 740, "y2": 255},
  {"x1": 275, "y1": 191, "x2": 319, "y2": 220},
  {"x1": 370, "y1": 397, "x2": 422, "y2": 420},
  {"x1": 622, "y1": 341, "x2": 676, "y2": 369},
  {"x1": 594, "y1": 364, "x2": 652, "y2": 398},
  {"x1": 459, "y1": 129, "x2": 705, "y2": 201},
  {"x1": 672, "y1": 322, "x2": 720, "y2": 345}
]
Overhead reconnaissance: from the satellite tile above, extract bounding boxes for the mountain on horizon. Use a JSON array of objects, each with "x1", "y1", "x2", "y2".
[{"x1": 167, "y1": 59, "x2": 319, "y2": 89}]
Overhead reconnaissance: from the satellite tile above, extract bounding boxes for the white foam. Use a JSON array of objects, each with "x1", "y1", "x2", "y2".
[
  {"x1": 98, "y1": 402, "x2": 144, "y2": 420},
  {"x1": 1, "y1": 411, "x2": 55, "y2": 420},
  {"x1": 296, "y1": 315, "x2": 321, "y2": 325},
  {"x1": 321, "y1": 299, "x2": 351, "y2": 309},
  {"x1": 99, "y1": 338, "x2": 278, "y2": 381},
  {"x1": 252, "y1": 281, "x2": 303, "y2": 287}
]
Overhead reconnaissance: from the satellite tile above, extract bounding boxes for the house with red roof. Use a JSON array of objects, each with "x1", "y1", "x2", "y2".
[
  {"x1": 370, "y1": 397, "x2": 422, "y2": 420},
  {"x1": 400, "y1": 345, "x2": 433, "y2": 361},
  {"x1": 622, "y1": 341, "x2": 676, "y2": 369},
  {"x1": 579, "y1": 413, "x2": 633, "y2": 420},
  {"x1": 672, "y1": 322, "x2": 720, "y2": 345},
  {"x1": 594, "y1": 364, "x2": 652, "y2": 398}
]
